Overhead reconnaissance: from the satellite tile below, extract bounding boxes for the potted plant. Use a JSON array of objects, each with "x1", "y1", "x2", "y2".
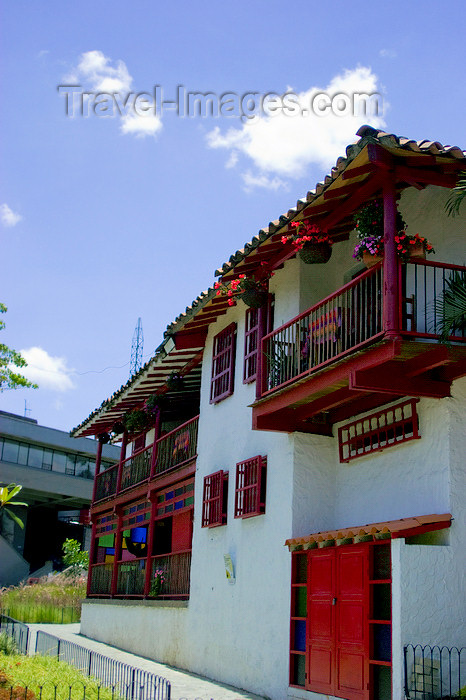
[
  {"x1": 144, "y1": 393, "x2": 166, "y2": 414},
  {"x1": 352, "y1": 235, "x2": 384, "y2": 268},
  {"x1": 122, "y1": 408, "x2": 150, "y2": 434},
  {"x1": 214, "y1": 268, "x2": 272, "y2": 308},
  {"x1": 282, "y1": 220, "x2": 333, "y2": 264},
  {"x1": 111, "y1": 421, "x2": 125, "y2": 436},
  {"x1": 353, "y1": 199, "x2": 409, "y2": 267},
  {"x1": 394, "y1": 231, "x2": 435, "y2": 262},
  {"x1": 150, "y1": 568, "x2": 166, "y2": 597},
  {"x1": 166, "y1": 371, "x2": 184, "y2": 391}
]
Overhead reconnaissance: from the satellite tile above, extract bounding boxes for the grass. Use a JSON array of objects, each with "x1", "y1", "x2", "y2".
[
  {"x1": 0, "y1": 573, "x2": 86, "y2": 623},
  {"x1": 0, "y1": 653, "x2": 120, "y2": 700}
]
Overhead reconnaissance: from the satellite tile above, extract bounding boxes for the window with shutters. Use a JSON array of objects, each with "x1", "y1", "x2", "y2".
[
  {"x1": 234, "y1": 455, "x2": 267, "y2": 518},
  {"x1": 210, "y1": 323, "x2": 236, "y2": 403},
  {"x1": 244, "y1": 307, "x2": 260, "y2": 383},
  {"x1": 202, "y1": 470, "x2": 228, "y2": 527}
]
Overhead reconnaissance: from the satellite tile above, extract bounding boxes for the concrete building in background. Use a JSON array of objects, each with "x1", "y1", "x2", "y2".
[{"x1": 0, "y1": 410, "x2": 119, "y2": 586}]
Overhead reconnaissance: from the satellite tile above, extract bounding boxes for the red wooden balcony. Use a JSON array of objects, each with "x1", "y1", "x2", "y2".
[
  {"x1": 88, "y1": 552, "x2": 192, "y2": 599},
  {"x1": 93, "y1": 415, "x2": 199, "y2": 504},
  {"x1": 253, "y1": 260, "x2": 466, "y2": 434}
]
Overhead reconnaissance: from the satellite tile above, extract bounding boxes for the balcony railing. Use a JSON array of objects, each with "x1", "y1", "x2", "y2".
[
  {"x1": 119, "y1": 445, "x2": 152, "y2": 492},
  {"x1": 89, "y1": 552, "x2": 192, "y2": 598},
  {"x1": 150, "y1": 551, "x2": 192, "y2": 598},
  {"x1": 403, "y1": 260, "x2": 466, "y2": 339},
  {"x1": 116, "y1": 559, "x2": 146, "y2": 596},
  {"x1": 260, "y1": 264, "x2": 383, "y2": 395},
  {"x1": 93, "y1": 415, "x2": 199, "y2": 504},
  {"x1": 258, "y1": 260, "x2": 466, "y2": 398},
  {"x1": 88, "y1": 562, "x2": 113, "y2": 595},
  {"x1": 94, "y1": 463, "x2": 118, "y2": 502},
  {"x1": 155, "y1": 415, "x2": 199, "y2": 475}
]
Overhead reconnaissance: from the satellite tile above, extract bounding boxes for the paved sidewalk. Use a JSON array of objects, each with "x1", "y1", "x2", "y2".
[{"x1": 27, "y1": 624, "x2": 266, "y2": 700}]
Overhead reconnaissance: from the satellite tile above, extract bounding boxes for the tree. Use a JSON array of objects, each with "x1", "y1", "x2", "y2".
[
  {"x1": 0, "y1": 303, "x2": 38, "y2": 391},
  {"x1": 0, "y1": 483, "x2": 27, "y2": 529},
  {"x1": 62, "y1": 538, "x2": 89, "y2": 572}
]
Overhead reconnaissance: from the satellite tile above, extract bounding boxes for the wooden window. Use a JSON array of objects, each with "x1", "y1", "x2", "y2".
[
  {"x1": 210, "y1": 323, "x2": 236, "y2": 403},
  {"x1": 244, "y1": 307, "x2": 260, "y2": 383},
  {"x1": 243, "y1": 295, "x2": 274, "y2": 384},
  {"x1": 338, "y1": 399, "x2": 420, "y2": 463},
  {"x1": 234, "y1": 455, "x2": 266, "y2": 518},
  {"x1": 202, "y1": 470, "x2": 228, "y2": 527}
]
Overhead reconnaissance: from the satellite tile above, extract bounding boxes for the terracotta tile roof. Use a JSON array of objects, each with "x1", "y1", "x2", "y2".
[
  {"x1": 284, "y1": 513, "x2": 452, "y2": 550},
  {"x1": 214, "y1": 126, "x2": 466, "y2": 279}
]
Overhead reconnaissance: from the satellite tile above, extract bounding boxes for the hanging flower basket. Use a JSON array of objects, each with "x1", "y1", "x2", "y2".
[
  {"x1": 282, "y1": 220, "x2": 333, "y2": 264},
  {"x1": 166, "y1": 372, "x2": 184, "y2": 391},
  {"x1": 298, "y1": 241, "x2": 333, "y2": 264},
  {"x1": 239, "y1": 287, "x2": 269, "y2": 308},
  {"x1": 395, "y1": 232, "x2": 434, "y2": 262}
]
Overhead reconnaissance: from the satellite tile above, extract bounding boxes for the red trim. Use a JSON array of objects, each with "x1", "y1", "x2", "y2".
[{"x1": 210, "y1": 323, "x2": 237, "y2": 403}]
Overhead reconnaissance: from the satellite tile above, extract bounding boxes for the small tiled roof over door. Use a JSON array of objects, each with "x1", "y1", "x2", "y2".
[{"x1": 285, "y1": 513, "x2": 452, "y2": 550}]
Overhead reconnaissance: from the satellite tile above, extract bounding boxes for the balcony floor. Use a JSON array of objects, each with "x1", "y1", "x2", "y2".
[{"x1": 252, "y1": 337, "x2": 466, "y2": 435}]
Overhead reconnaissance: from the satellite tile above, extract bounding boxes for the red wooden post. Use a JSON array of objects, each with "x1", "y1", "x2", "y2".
[
  {"x1": 110, "y1": 508, "x2": 123, "y2": 597},
  {"x1": 383, "y1": 179, "x2": 401, "y2": 337},
  {"x1": 86, "y1": 520, "x2": 97, "y2": 597},
  {"x1": 149, "y1": 408, "x2": 161, "y2": 479},
  {"x1": 115, "y1": 431, "x2": 128, "y2": 495},
  {"x1": 91, "y1": 438, "x2": 103, "y2": 505},
  {"x1": 144, "y1": 499, "x2": 158, "y2": 597}
]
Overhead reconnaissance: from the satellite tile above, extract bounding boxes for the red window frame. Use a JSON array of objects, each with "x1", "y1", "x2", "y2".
[
  {"x1": 210, "y1": 323, "x2": 236, "y2": 403},
  {"x1": 243, "y1": 295, "x2": 274, "y2": 384},
  {"x1": 234, "y1": 455, "x2": 267, "y2": 518},
  {"x1": 338, "y1": 399, "x2": 420, "y2": 463},
  {"x1": 202, "y1": 470, "x2": 228, "y2": 527},
  {"x1": 243, "y1": 307, "x2": 260, "y2": 383}
]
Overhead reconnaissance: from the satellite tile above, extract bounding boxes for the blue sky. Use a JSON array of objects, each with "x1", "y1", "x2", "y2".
[{"x1": 1, "y1": 0, "x2": 465, "y2": 432}]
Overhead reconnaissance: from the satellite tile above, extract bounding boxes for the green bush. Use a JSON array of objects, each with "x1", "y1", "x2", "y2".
[
  {"x1": 0, "y1": 573, "x2": 86, "y2": 623},
  {"x1": 0, "y1": 632, "x2": 17, "y2": 655}
]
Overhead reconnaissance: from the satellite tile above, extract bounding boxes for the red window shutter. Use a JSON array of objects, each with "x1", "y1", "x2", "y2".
[
  {"x1": 243, "y1": 307, "x2": 260, "y2": 383},
  {"x1": 308, "y1": 549, "x2": 336, "y2": 695},
  {"x1": 202, "y1": 470, "x2": 228, "y2": 527},
  {"x1": 234, "y1": 455, "x2": 266, "y2": 518},
  {"x1": 210, "y1": 323, "x2": 236, "y2": 403}
]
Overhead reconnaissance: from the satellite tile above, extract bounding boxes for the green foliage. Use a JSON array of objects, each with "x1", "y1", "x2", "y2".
[
  {"x1": 0, "y1": 654, "x2": 119, "y2": 699},
  {"x1": 0, "y1": 484, "x2": 27, "y2": 530},
  {"x1": 0, "y1": 574, "x2": 86, "y2": 623},
  {"x1": 62, "y1": 538, "x2": 89, "y2": 572},
  {"x1": 445, "y1": 171, "x2": 466, "y2": 217},
  {"x1": 0, "y1": 304, "x2": 38, "y2": 392},
  {"x1": 434, "y1": 271, "x2": 466, "y2": 342},
  {"x1": 0, "y1": 632, "x2": 18, "y2": 655}
]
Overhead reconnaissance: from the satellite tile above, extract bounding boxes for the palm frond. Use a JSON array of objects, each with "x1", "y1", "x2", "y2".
[
  {"x1": 444, "y1": 172, "x2": 466, "y2": 217},
  {"x1": 433, "y1": 271, "x2": 466, "y2": 342}
]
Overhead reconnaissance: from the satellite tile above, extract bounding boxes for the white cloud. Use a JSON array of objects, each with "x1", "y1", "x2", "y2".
[
  {"x1": 0, "y1": 203, "x2": 22, "y2": 227},
  {"x1": 379, "y1": 49, "x2": 397, "y2": 59},
  {"x1": 206, "y1": 66, "x2": 386, "y2": 189},
  {"x1": 66, "y1": 50, "x2": 132, "y2": 93},
  {"x1": 120, "y1": 112, "x2": 162, "y2": 138},
  {"x1": 18, "y1": 347, "x2": 76, "y2": 392},
  {"x1": 241, "y1": 170, "x2": 288, "y2": 193},
  {"x1": 65, "y1": 50, "x2": 162, "y2": 139}
]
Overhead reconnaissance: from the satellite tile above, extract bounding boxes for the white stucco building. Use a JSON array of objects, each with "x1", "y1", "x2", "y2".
[{"x1": 72, "y1": 128, "x2": 466, "y2": 700}]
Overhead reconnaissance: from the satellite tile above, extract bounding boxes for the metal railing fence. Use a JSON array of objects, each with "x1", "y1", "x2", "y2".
[
  {"x1": 260, "y1": 264, "x2": 383, "y2": 395},
  {"x1": 0, "y1": 613, "x2": 29, "y2": 654},
  {"x1": 404, "y1": 644, "x2": 465, "y2": 700},
  {"x1": 35, "y1": 631, "x2": 171, "y2": 699}
]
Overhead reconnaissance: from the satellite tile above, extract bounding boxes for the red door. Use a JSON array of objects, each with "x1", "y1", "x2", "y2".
[{"x1": 307, "y1": 545, "x2": 369, "y2": 700}]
